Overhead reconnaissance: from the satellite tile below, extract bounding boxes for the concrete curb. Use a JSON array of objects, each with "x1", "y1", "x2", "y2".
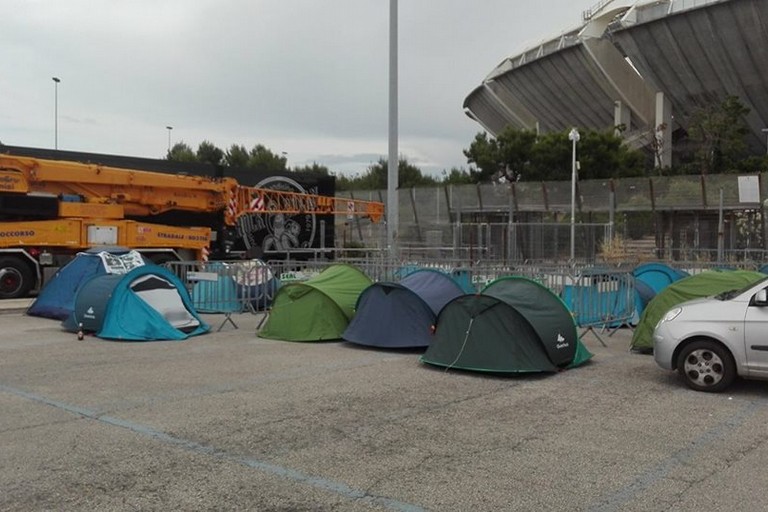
[{"x1": 0, "y1": 299, "x2": 33, "y2": 315}]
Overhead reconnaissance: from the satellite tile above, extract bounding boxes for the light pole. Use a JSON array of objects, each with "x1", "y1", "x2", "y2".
[
  {"x1": 387, "y1": 0, "x2": 399, "y2": 257},
  {"x1": 166, "y1": 126, "x2": 173, "y2": 153},
  {"x1": 52, "y1": 77, "x2": 61, "y2": 149},
  {"x1": 568, "y1": 127, "x2": 580, "y2": 260}
]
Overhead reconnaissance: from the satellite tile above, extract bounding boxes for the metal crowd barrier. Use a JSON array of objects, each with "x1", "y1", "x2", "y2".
[
  {"x1": 165, "y1": 260, "x2": 278, "y2": 331},
  {"x1": 559, "y1": 267, "x2": 636, "y2": 346}
]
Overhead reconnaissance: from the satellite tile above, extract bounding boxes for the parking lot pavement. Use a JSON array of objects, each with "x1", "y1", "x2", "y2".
[{"x1": 2, "y1": 311, "x2": 768, "y2": 511}]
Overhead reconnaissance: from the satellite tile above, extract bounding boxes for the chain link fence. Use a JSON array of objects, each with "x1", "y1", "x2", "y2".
[{"x1": 337, "y1": 173, "x2": 768, "y2": 264}]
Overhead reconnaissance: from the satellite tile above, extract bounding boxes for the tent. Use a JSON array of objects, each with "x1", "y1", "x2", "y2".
[
  {"x1": 630, "y1": 269, "x2": 766, "y2": 351},
  {"x1": 342, "y1": 269, "x2": 466, "y2": 348},
  {"x1": 62, "y1": 265, "x2": 209, "y2": 341},
  {"x1": 191, "y1": 259, "x2": 278, "y2": 313},
  {"x1": 421, "y1": 276, "x2": 593, "y2": 373},
  {"x1": 634, "y1": 262, "x2": 688, "y2": 296},
  {"x1": 259, "y1": 264, "x2": 371, "y2": 341},
  {"x1": 27, "y1": 248, "x2": 146, "y2": 320},
  {"x1": 633, "y1": 262, "x2": 688, "y2": 312}
]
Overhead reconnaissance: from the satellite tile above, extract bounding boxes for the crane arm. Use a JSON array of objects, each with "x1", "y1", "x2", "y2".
[
  {"x1": 231, "y1": 186, "x2": 384, "y2": 224},
  {"x1": 0, "y1": 154, "x2": 385, "y2": 223}
]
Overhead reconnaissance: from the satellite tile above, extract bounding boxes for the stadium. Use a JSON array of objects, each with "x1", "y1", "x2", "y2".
[{"x1": 463, "y1": 0, "x2": 768, "y2": 168}]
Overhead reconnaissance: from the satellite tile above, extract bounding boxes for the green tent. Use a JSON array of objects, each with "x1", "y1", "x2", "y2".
[
  {"x1": 630, "y1": 269, "x2": 767, "y2": 351},
  {"x1": 259, "y1": 264, "x2": 371, "y2": 341},
  {"x1": 421, "y1": 276, "x2": 593, "y2": 373}
]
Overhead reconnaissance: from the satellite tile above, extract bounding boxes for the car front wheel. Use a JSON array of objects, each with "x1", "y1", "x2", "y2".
[{"x1": 677, "y1": 340, "x2": 736, "y2": 393}]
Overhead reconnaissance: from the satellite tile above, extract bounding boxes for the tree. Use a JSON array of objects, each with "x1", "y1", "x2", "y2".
[
  {"x1": 462, "y1": 132, "x2": 500, "y2": 181},
  {"x1": 463, "y1": 128, "x2": 537, "y2": 182},
  {"x1": 687, "y1": 95, "x2": 750, "y2": 174},
  {"x1": 166, "y1": 142, "x2": 198, "y2": 162},
  {"x1": 440, "y1": 167, "x2": 477, "y2": 185},
  {"x1": 362, "y1": 158, "x2": 437, "y2": 189},
  {"x1": 196, "y1": 140, "x2": 224, "y2": 167},
  {"x1": 224, "y1": 144, "x2": 250, "y2": 168},
  {"x1": 247, "y1": 144, "x2": 288, "y2": 174},
  {"x1": 293, "y1": 163, "x2": 330, "y2": 177},
  {"x1": 464, "y1": 127, "x2": 645, "y2": 182},
  {"x1": 336, "y1": 158, "x2": 435, "y2": 190},
  {"x1": 528, "y1": 131, "x2": 570, "y2": 180},
  {"x1": 335, "y1": 173, "x2": 357, "y2": 191},
  {"x1": 578, "y1": 130, "x2": 644, "y2": 179}
]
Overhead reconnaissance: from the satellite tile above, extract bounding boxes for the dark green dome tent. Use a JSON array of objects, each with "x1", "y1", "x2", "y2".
[
  {"x1": 630, "y1": 269, "x2": 767, "y2": 352},
  {"x1": 421, "y1": 276, "x2": 593, "y2": 373},
  {"x1": 259, "y1": 264, "x2": 371, "y2": 342}
]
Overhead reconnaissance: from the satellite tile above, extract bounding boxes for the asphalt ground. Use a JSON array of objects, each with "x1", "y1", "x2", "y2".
[{"x1": 2, "y1": 310, "x2": 768, "y2": 511}]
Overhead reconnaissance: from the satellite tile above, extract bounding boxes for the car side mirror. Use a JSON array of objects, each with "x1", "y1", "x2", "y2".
[{"x1": 755, "y1": 289, "x2": 768, "y2": 306}]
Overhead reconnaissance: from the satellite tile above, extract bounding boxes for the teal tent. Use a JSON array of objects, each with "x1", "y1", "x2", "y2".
[
  {"x1": 63, "y1": 265, "x2": 209, "y2": 341},
  {"x1": 422, "y1": 276, "x2": 592, "y2": 373},
  {"x1": 630, "y1": 269, "x2": 766, "y2": 351}
]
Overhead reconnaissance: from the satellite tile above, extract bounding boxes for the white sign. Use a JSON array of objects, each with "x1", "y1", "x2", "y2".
[
  {"x1": 187, "y1": 271, "x2": 218, "y2": 282},
  {"x1": 738, "y1": 175, "x2": 760, "y2": 203}
]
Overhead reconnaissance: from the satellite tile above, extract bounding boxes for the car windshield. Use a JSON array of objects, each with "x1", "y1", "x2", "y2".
[{"x1": 713, "y1": 276, "x2": 768, "y2": 301}]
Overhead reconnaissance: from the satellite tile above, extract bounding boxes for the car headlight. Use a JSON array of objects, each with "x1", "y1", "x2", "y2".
[{"x1": 660, "y1": 307, "x2": 682, "y2": 324}]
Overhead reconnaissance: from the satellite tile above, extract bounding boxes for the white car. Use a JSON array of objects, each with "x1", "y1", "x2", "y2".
[{"x1": 653, "y1": 277, "x2": 768, "y2": 392}]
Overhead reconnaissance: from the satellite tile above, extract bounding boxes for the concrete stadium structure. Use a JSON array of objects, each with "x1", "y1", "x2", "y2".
[{"x1": 464, "y1": 0, "x2": 768, "y2": 167}]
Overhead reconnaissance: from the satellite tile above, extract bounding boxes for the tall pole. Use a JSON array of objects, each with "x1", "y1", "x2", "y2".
[
  {"x1": 166, "y1": 126, "x2": 173, "y2": 153},
  {"x1": 52, "y1": 77, "x2": 61, "y2": 149},
  {"x1": 568, "y1": 127, "x2": 580, "y2": 260},
  {"x1": 387, "y1": 0, "x2": 399, "y2": 256}
]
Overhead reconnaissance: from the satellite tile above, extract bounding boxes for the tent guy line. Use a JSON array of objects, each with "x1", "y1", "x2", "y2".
[{"x1": 0, "y1": 383, "x2": 427, "y2": 512}]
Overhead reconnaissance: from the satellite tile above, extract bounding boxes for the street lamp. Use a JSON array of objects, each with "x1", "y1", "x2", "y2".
[
  {"x1": 52, "y1": 77, "x2": 61, "y2": 149},
  {"x1": 166, "y1": 126, "x2": 173, "y2": 153},
  {"x1": 568, "y1": 127, "x2": 581, "y2": 260}
]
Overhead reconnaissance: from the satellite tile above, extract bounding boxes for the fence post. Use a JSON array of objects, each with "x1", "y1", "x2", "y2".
[{"x1": 718, "y1": 188, "x2": 724, "y2": 262}]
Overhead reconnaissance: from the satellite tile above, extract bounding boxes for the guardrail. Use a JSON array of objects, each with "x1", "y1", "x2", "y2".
[
  {"x1": 165, "y1": 260, "x2": 278, "y2": 330},
  {"x1": 166, "y1": 257, "x2": 636, "y2": 342}
]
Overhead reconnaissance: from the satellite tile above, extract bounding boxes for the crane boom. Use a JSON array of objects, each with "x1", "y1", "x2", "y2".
[
  {"x1": 0, "y1": 153, "x2": 384, "y2": 299},
  {"x1": 0, "y1": 154, "x2": 384, "y2": 221},
  {"x1": 233, "y1": 186, "x2": 383, "y2": 223}
]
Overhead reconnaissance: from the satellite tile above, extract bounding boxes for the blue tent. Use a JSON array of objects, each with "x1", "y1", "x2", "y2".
[
  {"x1": 633, "y1": 262, "x2": 688, "y2": 296},
  {"x1": 343, "y1": 269, "x2": 465, "y2": 348},
  {"x1": 27, "y1": 248, "x2": 146, "y2": 320},
  {"x1": 63, "y1": 265, "x2": 209, "y2": 341},
  {"x1": 632, "y1": 262, "x2": 688, "y2": 319}
]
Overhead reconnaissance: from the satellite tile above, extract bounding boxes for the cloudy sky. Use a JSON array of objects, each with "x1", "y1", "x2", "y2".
[{"x1": 2, "y1": 0, "x2": 587, "y2": 176}]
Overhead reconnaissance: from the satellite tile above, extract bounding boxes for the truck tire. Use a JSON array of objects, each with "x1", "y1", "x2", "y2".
[{"x1": 0, "y1": 256, "x2": 35, "y2": 299}]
